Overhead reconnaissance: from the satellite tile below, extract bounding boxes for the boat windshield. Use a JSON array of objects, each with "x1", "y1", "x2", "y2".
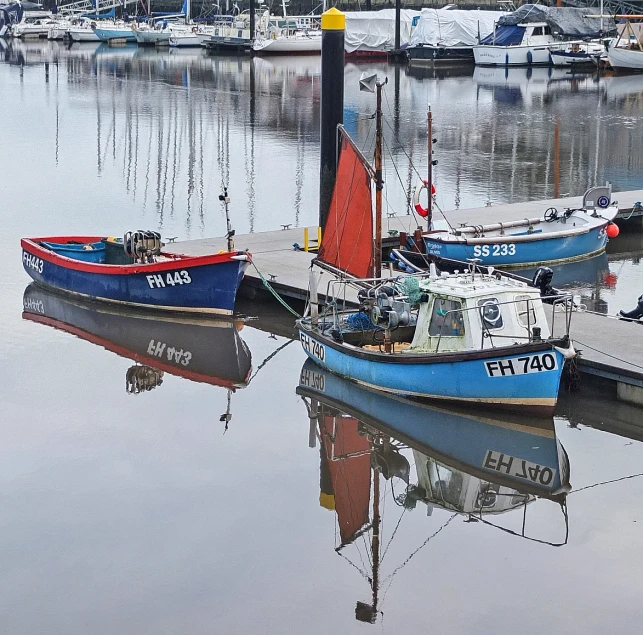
[{"x1": 428, "y1": 298, "x2": 465, "y2": 337}]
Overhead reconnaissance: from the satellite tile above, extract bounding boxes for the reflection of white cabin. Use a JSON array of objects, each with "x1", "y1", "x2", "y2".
[
  {"x1": 405, "y1": 271, "x2": 549, "y2": 354},
  {"x1": 414, "y1": 452, "x2": 534, "y2": 515}
]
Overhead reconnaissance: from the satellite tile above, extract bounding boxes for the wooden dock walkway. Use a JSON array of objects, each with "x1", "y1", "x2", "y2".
[{"x1": 167, "y1": 189, "x2": 643, "y2": 406}]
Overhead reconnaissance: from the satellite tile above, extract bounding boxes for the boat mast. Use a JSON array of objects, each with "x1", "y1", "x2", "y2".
[
  {"x1": 427, "y1": 107, "x2": 433, "y2": 231},
  {"x1": 374, "y1": 79, "x2": 386, "y2": 278}
]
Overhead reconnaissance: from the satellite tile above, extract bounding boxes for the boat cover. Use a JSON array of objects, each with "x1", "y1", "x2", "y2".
[
  {"x1": 479, "y1": 25, "x2": 525, "y2": 46},
  {"x1": 409, "y1": 9, "x2": 504, "y2": 47},
  {"x1": 344, "y1": 9, "x2": 420, "y2": 53},
  {"x1": 0, "y1": 2, "x2": 23, "y2": 30},
  {"x1": 496, "y1": 4, "x2": 615, "y2": 37}
]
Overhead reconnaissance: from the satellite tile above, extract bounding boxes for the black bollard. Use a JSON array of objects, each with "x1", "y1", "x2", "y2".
[{"x1": 319, "y1": 7, "x2": 345, "y2": 233}]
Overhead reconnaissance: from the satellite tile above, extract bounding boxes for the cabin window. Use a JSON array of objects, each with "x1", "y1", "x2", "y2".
[
  {"x1": 478, "y1": 298, "x2": 504, "y2": 330},
  {"x1": 515, "y1": 294, "x2": 537, "y2": 328},
  {"x1": 544, "y1": 25, "x2": 551, "y2": 35},
  {"x1": 428, "y1": 298, "x2": 465, "y2": 337},
  {"x1": 532, "y1": 26, "x2": 542, "y2": 35}
]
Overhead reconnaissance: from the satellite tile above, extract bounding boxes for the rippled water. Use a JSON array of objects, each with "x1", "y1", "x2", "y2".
[{"x1": 2, "y1": 40, "x2": 643, "y2": 635}]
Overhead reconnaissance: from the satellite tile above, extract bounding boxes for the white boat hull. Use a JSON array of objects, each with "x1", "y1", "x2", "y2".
[
  {"x1": 68, "y1": 28, "x2": 100, "y2": 42},
  {"x1": 135, "y1": 29, "x2": 173, "y2": 45},
  {"x1": 473, "y1": 43, "x2": 561, "y2": 66},
  {"x1": 607, "y1": 46, "x2": 643, "y2": 71}
]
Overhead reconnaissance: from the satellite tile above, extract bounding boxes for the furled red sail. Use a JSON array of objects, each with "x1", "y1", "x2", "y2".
[
  {"x1": 320, "y1": 414, "x2": 371, "y2": 546},
  {"x1": 317, "y1": 132, "x2": 374, "y2": 279}
]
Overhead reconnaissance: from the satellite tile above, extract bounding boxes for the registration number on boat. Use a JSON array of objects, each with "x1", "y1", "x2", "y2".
[
  {"x1": 300, "y1": 368, "x2": 325, "y2": 392},
  {"x1": 473, "y1": 244, "x2": 516, "y2": 258},
  {"x1": 146, "y1": 270, "x2": 192, "y2": 289},
  {"x1": 300, "y1": 332, "x2": 326, "y2": 362},
  {"x1": 485, "y1": 353, "x2": 557, "y2": 377},
  {"x1": 23, "y1": 251, "x2": 44, "y2": 274},
  {"x1": 483, "y1": 450, "x2": 556, "y2": 486}
]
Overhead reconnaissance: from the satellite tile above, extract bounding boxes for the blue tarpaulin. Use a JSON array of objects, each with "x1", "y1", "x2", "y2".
[
  {"x1": 0, "y1": 2, "x2": 23, "y2": 32},
  {"x1": 480, "y1": 25, "x2": 525, "y2": 46}
]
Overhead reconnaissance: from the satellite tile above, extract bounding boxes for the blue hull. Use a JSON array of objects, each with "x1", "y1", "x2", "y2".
[
  {"x1": 93, "y1": 28, "x2": 137, "y2": 42},
  {"x1": 298, "y1": 359, "x2": 569, "y2": 496},
  {"x1": 424, "y1": 225, "x2": 608, "y2": 267},
  {"x1": 22, "y1": 243, "x2": 248, "y2": 315},
  {"x1": 299, "y1": 326, "x2": 566, "y2": 414}
]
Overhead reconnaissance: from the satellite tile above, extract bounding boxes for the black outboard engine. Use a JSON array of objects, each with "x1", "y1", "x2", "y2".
[
  {"x1": 533, "y1": 267, "x2": 554, "y2": 298},
  {"x1": 619, "y1": 294, "x2": 643, "y2": 320}
]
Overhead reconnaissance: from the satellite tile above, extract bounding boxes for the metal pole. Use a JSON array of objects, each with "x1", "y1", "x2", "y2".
[
  {"x1": 319, "y1": 8, "x2": 345, "y2": 232},
  {"x1": 394, "y1": 0, "x2": 400, "y2": 52},
  {"x1": 250, "y1": 0, "x2": 255, "y2": 40}
]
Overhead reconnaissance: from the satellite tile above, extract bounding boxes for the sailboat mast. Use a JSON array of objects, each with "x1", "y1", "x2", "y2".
[
  {"x1": 374, "y1": 81, "x2": 384, "y2": 278},
  {"x1": 427, "y1": 107, "x2": 433, "y2": 230}
]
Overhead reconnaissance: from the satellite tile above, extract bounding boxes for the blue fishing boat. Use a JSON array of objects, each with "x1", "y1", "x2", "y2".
[
  {"x1": 21, "y1": 231, "x2": 251, "y2": 316},
  {"x1": 300, "y1": 80, "x2": 575, "y2": 415},
  {"x1": 418, "y1": 185, "x2": 619, "y2": 268}
]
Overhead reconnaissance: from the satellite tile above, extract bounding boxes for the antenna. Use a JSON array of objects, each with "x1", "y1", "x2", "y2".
[{"x1": 219, "y1": 187, "x2": 235, "y2": 252}]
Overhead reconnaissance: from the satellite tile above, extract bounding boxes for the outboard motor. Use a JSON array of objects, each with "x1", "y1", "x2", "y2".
[
  {"x1": 619, "y1": 294, "x2": 643, "y2": 320},
  {"x1": 533, "y1": 266, "x2": 554, "y2": 298}
]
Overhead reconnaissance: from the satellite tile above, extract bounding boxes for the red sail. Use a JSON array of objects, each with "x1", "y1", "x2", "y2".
[
  {"x1": 317, "y1": 134, "x2": 374, "y2": 279},
  {"x1": 321, "y1": 415, "x2": 371, "y2": 546}
]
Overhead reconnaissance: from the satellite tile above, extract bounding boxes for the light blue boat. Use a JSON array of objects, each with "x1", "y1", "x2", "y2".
[
  {"x1": 93, "y1": 26, "x2": 137, "y2": 42},
  {"x1": 421, "y1": 185, "x2": 619, "y2": 268},
  {"x1": 299, "y1": 266, "x2": 575, "y2": 415}
]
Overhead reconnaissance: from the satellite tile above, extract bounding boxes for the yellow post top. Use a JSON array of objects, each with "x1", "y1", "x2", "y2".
[{"x1": 321, "y1": 7, "x2": 345, "y2": 31}]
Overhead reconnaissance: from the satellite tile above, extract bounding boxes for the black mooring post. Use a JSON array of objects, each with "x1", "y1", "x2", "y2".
[
  {"x1": 319, "y1": 7, "x2": 345, "y2": 232},
  {"x1": 394, "y1": 0, "x2": 401, "y2": 52},
  {"x1": 249, "y1": 0, "x2": 255, "y2": 42}
]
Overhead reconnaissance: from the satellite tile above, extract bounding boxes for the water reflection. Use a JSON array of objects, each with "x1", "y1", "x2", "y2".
[
  {"x1": 22, "y1": 284, "x2": 253, "y2": 392},
  {"x1": 297, "y1": 359, "x2": 570, "y2": 624}
]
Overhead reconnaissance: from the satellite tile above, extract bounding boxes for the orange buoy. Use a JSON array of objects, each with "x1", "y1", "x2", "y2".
[{"x1": 606, "y1": 222, "x2": 620, "y2": 238}]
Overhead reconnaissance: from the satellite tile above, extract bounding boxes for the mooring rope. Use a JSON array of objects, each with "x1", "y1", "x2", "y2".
[
  {"x1": 574, "y1": 339, "x2": 643, "y2": 372},
  {"x1": 250, "y1": 260, "x2": 302, "y2": 319}
]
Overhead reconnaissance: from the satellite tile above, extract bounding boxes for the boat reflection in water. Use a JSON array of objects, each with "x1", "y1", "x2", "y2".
[
  {"x1": 22, "y1": 284, "x2": 252, "y2": 396},
  {"x1": 297, "y1": 359, "x2": 570, "y2": 624}
]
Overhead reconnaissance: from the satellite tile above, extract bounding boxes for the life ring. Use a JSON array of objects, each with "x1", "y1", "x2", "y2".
[{"x1": 413, "y1": 179, "x2": 436, "y2": 218}]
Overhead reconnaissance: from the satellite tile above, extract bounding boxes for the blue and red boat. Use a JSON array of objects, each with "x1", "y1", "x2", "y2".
[{"x1": 21, "y1": 234, "x2": 251, "y2": 316}]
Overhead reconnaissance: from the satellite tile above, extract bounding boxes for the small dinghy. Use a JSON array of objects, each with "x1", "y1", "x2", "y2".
[{"x1": 21, "y1": 230, "x2": 251, "y2": 316}]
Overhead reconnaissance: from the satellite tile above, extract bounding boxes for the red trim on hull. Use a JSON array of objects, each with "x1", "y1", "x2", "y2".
[
  {"x1": 23, "y1": 312, "x2": 252, "y2": 389},
  {"x1": 21, "y1": 236, "x2": 251, "y2": 275}
]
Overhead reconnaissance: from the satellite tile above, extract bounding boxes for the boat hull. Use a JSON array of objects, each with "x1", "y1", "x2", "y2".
[
  {"x1": 607, "y1": 46, "x2": 643, "y2": 71},
  {"x1": 474, "y1": 43, "x2": 558, "y2": 66},
  {"x1": 549, "y1": 50, "x2": 598, "y2": 67},
  {"x1": 423, "y1": 223, "x2": 610, "y2": 267},
  {"x1": 21, "y1": 236, "x2": 249, "y2": 315},
  {"x1": 69, "y1": 29, "x2": 100, "y2": 42},
  {"x1": 93, "y1": 28, "x2": 136, "y2": 42},
  {"x1": 298, "y1": 324, "x2": 567, "y2": 415},
  {"x1": 253, "y1": 35, "x2": 322, "y2": 55}
]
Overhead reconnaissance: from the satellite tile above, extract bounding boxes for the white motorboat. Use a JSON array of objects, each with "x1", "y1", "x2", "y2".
[
  {"x1": 473, "y1": 5, "x2": 612, "y2": 67},
  {"x1": 134, "y1": 22, "x2": 188, "y2": 46},
  {"x1": 253, "y1": 28, "x2": 322, "y2": 54},
  {"x1": 12, "y1": 17, "x2": 57, "y2": 39},
  {"x1": 474, "y1": 22, "x2": 565, "y2": 66}
]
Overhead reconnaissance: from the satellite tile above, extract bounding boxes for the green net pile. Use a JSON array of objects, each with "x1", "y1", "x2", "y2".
[{"x1": 399, "y1": 276, "x2": 424, "y2": 306}]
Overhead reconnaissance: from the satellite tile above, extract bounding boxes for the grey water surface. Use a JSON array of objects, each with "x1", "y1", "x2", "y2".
[{"x1": 1, "y1": 40, "x2": 643, "y2": 635}]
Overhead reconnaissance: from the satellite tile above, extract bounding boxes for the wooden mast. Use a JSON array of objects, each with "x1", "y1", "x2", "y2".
[{"x1": 374, "y1": 80, "x2": 385, "y2": 278}]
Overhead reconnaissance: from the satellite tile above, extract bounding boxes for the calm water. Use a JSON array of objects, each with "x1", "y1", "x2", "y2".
[{"x1": 2, "y1": 40, "x2": 643, "y2": 634}]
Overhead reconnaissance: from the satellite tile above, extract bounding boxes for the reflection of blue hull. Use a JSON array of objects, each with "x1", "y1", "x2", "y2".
[
  {"x1": 510, "y1": 251, "x2": 609, "y2": 287},
  {"x1": 299, "y1": 325, "x2": 567, "y2": 414},
  {"x1": 424, "y1": 225, "x2": 608, "y2": 267},
  {"x1": 298, "y1": 360, "x2": 569, "y2": 497}
]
